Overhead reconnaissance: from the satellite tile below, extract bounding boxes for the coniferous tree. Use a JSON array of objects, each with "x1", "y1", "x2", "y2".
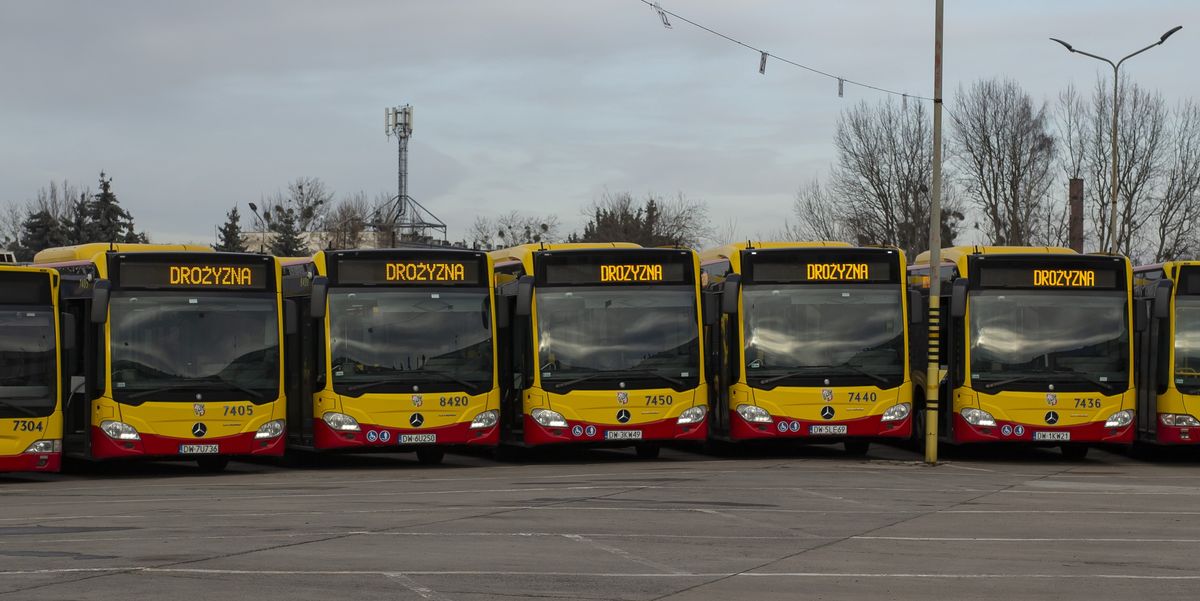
[
  {"x1": 87, "y1": 172, "x2": 145, "y2": 243},
  {"x1": 18, "y1": 209, "x2": 68, "y2": 260},
  {"x1": 62, "y1": 192, "x2": 91, "y2": 245},
  {"x1": 213, "y1": 205, "x2": 247, "y2": 252},
  {"x1": 267, "y1": 204, "x2": 306, "y2": 256}
]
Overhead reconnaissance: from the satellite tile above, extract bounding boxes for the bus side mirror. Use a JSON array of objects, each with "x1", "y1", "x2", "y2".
[
  {"x1": 310, "y1": 276, "x2": 329, "y2": 319},
  {"x1": 720, "y1": 275, "x2": 741, "y2": 315},
  {"x1": 1134, "y1": 298, "x2": 1149, "y2": 333},
  {"x1": 284, "y1": 299, "x2": 298, "y2": 335},
  {"x1": 909, "y1": 289, "x2": 924, "y2": 324},
  {"x1": 515, "y1": 276, "x2": 534, "y2": 317},
  {"x1": 1154, "y1": 279, "x2": 1174, "y2": 320},
  {"x1": 61, "y1": 312, "x2": 76, "y2": 351},
  {"x1": 90, "y1": 280, "x2": 111, "y2": 324},
  {"x1": 950, "y1": 279, "x2": 968, "y2": 318},
  {"x1": 702, "y1": 291, "x2": 718, "y2": 326}
]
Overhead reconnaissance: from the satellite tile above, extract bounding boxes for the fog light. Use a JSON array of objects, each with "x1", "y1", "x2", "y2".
[
  {"x1": 322, "y1": 412, "x2": 360, "y2": 432},
  {"x1": 960, "y1": 408, "x2": 996, "y2": 427},
  {"x1": 470, "y1": 410, "x2": 499, "y2": 429},
  {"x1": 530, "y1": 408, "x2": 568, "y2": 428},
  {"x1": 1105, "y1": 410, "x2": 1134, "y2": 428},
  {"x1": 735, "y1": 404, "x2": 772, "y2": 423},
  {"x1": 255, "y1": 419, "x2": 286, "y2": 439},
  {"x1": 881, "y1": 403, "x2": 911, "y2": 422},
  {"x1": 677, "y1": 405, "x2": 707, "y2": 425},
  {"x1": 100, "y1": 420, "x2": 141, "y2": 440}
]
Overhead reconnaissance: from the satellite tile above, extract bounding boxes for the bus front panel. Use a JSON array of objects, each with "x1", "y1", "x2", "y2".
[{"x1": 0, "y1": 269, "x2": 63, "y2": 472}]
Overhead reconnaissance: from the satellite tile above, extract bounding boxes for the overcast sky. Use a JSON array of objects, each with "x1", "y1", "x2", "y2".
[{"x1": 2, "y1": 0, "x2": 1198, "y2": 245}]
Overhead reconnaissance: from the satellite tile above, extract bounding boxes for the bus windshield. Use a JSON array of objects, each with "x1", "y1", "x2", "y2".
[
  {"x1": 328, "y1": 289, "x2": 493, "y2": 394},
  {"x1": 536, "y1": 287, "x2": 700, "y2": 389},
  {"x1": 1173, "y1": 297, "x2": 1200, "y2": 393},
  {"x1": 109, "y1": 292, "x2": 280, "y2": 402},
  {"x1": 742, "y1": 285, "x2": 904, "y2": 386},
  {"x1": 0, "y1": 309, "x2": 56, "y2": 417},
  {"x1": 969, "y1": 290, "x2": 1128, "y2": 390}
]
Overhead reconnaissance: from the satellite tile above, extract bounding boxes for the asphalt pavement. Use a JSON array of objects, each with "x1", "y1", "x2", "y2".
[{"x1": 3, "y1": 442, "x2": 1200, "y2": 600}]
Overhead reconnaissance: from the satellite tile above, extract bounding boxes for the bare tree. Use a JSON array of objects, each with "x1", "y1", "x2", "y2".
[
  {"x1": 783, "y1": 178, "x2": 846, "y2": 242},
  {"x1": 323, "y1": 191, "x2": 372, "y2": 249},
  {"x1": 471, "y1": 211, "x2": 561, "y2": 249},
  {"x1": 951, "y1": 78, "x2": 1057, "y2": 246},
  {"x1": 1151, "y1": 100, "x2": 1200, "y2": 261}
]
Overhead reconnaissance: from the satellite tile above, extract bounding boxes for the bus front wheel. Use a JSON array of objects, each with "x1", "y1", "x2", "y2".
[{"x1": 416, "y1": 448, "x2": 445, "y2": 465}]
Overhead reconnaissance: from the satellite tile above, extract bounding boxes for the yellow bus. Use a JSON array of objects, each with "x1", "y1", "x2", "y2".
[
  {"x1": 1134, "y1": 261, "x2": 1200, "y2": 445},
  {"x1": 490, "y1": 243, "x2": 711, "y2": 458},
  {"x1": 282, "y1": 248, "x2": 500, "y2": 464},
  {"x1": 700, "y1": 242, "x2": 915, "y2": 454},
  {"x1": 0, "y1": 265, "x2": 67, "y2": 473},
  {"x1": 35, "y1": 243, "x2": 288, "y2": 471},
  {"x1": 910, "y1": 246, "x2": 1136, "y2": 459}
]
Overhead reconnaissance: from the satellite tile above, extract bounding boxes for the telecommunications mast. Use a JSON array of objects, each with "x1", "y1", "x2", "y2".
[{"x1": 381, "y1": 105, "x2": 446, "y2": 245}]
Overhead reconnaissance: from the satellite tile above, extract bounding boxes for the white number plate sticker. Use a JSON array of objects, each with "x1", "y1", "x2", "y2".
[
  {"x1": 809, "y1": 425, "x2": 848, "y2": 435},
  {"x1": 399, "y1": 434, "x2": 437, "y2": 444},
  {"x1": 1033, "y1": 431, "x2": 1070, "y2": 441},
  {"x1": 179, "y1": 444, "x2": 219, "y2": 454},
  {"x1": 605, "y1": 430, "x2": 643, "y2": 440}
]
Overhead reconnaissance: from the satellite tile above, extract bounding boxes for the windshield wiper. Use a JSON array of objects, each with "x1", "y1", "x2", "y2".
[
  {"x1": 126, "y1": 377, "x2": 266, "y2": 401},
  {"x1": 979, "y1": 369, "x2": 1122, "y2": 393},
  {"x1": 550, "y1": 369, "x2": 685, "y2": 390},
  {"x1": 345, "y1": 369, "x2": 481, "y2": 393},
  {"x1": 0, "y1": 399, "x2": 40, "y2": 417},
  {"x1": 757, "y1": 364, "x2": 890, "y2": 386}
]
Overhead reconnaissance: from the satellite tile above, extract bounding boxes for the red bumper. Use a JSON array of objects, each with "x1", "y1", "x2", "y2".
[
  {"x1": 729, "y1": 410, "x2": 910, "y2": 441},
  {"x1": 1154, "y1": 420, "x2": 1200, "y2": 445},
  {"x1": 89, "y1": 426, "x2": 286, "y2": 460},
  {"x1": 0, "y1": 451, "x2": 61, "y2": 473},
  {"x1": 952, "y1": 414, "x2": 1134, "y2": 444},
  {"x1": 312, "y1": 419, "x2": 498, "y2": 451},
  {"x1": 522, "y1": 414, "x2": 706, "y2": 447}
]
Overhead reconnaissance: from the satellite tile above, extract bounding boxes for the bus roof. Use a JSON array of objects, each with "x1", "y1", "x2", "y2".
[
  {"x1": 33, "y1": 243, "x2": 214, "y2": 265},
  {"x1": 913, "y1": 245, "x2": 1077, "y2": 266},
  {"x1": 699, "y1": 241, "x2": 854, "y2": 262},
  {"x1": 488, "y1": 242, "x2": 641, "y2": 264},
  {"x1": 0, "y1": 264, "x2": 57, "y2": 277}
]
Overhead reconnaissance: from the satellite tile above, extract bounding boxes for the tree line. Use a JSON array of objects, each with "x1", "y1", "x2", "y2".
[
  {"x1": 788, "y1": 75, "x2": 1200, "y2": 263},
  {"x1": 1, "y1": 173, "x2": 147, "y2": 261}
]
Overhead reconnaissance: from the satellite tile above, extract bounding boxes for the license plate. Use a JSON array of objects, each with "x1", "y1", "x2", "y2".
[
  {"x1": 399, "y1": 434, "x2": 437, "y2": 444},
  {"x1": 1033, "y1": 431, "x2": 1070, "y2": 441},
  {"x1": 179, "y1": 444, "x2": 219, "y2": 454},
  {"x1": 605, "y1": 430, "x2": 643, "y2": 440},
  {"x1": 809, "y1": 425, "x2": 848, "y2": 435}
]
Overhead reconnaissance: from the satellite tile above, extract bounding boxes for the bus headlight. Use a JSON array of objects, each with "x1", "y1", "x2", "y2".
[
  {"x1": 100, "y1": 420, "x2": 141, "y2": 441},
  {"x1": 530, "y1": 408, "x2": 568, "y2": 428},
  {"x1": 1105, "y1": 410, "x2": 1134, "y2": 428},
  {"x1": 960, "y1": 408, "x2": 996, "y2": 427},
  {"x1": 677, "y1": 406, "x2": 707, "y2": 425},
  {"x1": 1161, "y1": 413, "x2": 1200, "y2": 427},
  {"x1": 881, "y1": 403, "x2": 911, "y2": 422},
  {"x1": 255, "y1": 419, "x2": 286, "y2": 439},
  {"x1": 735, "y1": 404, "x2": 772, "y2": 423},
  {"x1": 322, "y1": 412, "x2": 360, "y2": 432},
  {"x1": 470, "y1": 410, "x2": 499, "y2": 429},
  {"x1": 23, "y1": 439, "x2": 62, "y2": 454}
]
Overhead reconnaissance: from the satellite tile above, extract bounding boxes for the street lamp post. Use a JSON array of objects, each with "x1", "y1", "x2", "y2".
[
  {"x1": 247, "y1": 202, "x2": 267, "y2": 253},
  {"x1": 1051, "y1": 26, "x2": 1182, "y2": 255}
]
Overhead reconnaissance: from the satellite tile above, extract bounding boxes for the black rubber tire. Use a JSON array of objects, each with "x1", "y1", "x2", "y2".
[
  {"x1": 634, "y1": 444, "x2": 661, "y2": 459},
  {"x1": 197, "y1": 457, "x2": 230, "y2": 473},
  {"x1": 1061, "y1": 444, "x2": 1089, "y2": 461},
  {"x1": 844, "y1": 440, "x2": 871, "y2": 456},
  {"x1": 416, "y1": 448, "x2": 445, "y2": 465}
]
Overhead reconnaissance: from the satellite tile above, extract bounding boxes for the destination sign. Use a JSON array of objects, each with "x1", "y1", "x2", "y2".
[
  {"x1": 977, "y1": 264, "x2": 1120, "y2": 290},
  {"x1": 539, "y1": 251, "x2": 693, "y2": 286},
  {"x1": 117, "y1": 262, "x2": 269, "y2": 290},
  {"x1": 745, "y1": 251, "x2": 896, "y2": 285},
  {"x1": 0, "y1": 271, "x2": 52, "y2": 305},
  {"x1": 335, "y1": 258, "x2": 484, "y2": 286}
]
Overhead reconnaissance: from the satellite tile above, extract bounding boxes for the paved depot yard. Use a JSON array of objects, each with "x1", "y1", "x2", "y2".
[{"x1": 3, "y1": 444, "x2": 1200, "y2": 600}]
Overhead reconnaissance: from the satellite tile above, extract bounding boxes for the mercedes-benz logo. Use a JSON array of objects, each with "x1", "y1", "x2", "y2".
[
  {"x1": 409, "y1": 413, "x2": 425, "y2": 428},
  {"x1": 616, "y1": 409, "x2": 631, "y2": 423},
  {"x1": 821, "y1": 406, "x2": 835, "y2": 420},
  {"x1": 1045, "y1": 411, "x2": 1059, "y2": 425},
  {"x1": 192, "y1": 423, "x2": 207, "y2": 438}
]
